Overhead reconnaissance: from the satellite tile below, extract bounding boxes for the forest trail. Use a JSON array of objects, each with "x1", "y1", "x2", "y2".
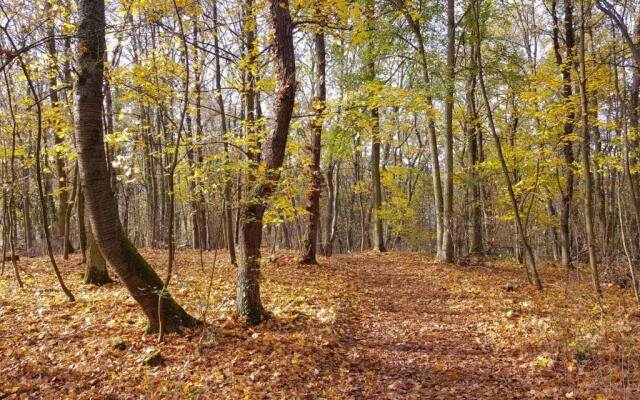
[
  {"x1": 1, "y1": 251, "x2": 638, "y2": 399},
  {"x1": 331, "y1": 253, "x2": 532, "y2": 399}
]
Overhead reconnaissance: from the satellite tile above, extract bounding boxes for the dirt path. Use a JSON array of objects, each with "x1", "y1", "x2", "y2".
[{"x1": 328, "y1": 252, "x2": 534, "y2": 399}]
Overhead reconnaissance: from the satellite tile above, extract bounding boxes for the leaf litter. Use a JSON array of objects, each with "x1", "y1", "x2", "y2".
[{"x1": 0, "y1": 250, "x2": 638, "y2": 399}]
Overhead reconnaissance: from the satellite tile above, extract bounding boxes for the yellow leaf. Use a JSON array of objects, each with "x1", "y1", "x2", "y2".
[{"x1": 536, "y1": 355, "x2": 554, "y2": 368}]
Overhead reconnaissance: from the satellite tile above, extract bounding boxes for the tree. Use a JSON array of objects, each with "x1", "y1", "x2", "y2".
[
  {"x1": 236, "y1": 0, "x2": 296, "y2": 324},
  {"x1": 3, "y1": 0, "x2": 640, "y2": 321},
  {"x1": 212, "y1": 0, "x2": 237, "y2": 266},
  {"x1": 465, "y1": 31, "x2": 483, "y2": 255},
  {"x1": 441, "y1": 0, "x2": 456, "y2": 262},
  {"x1": 301, "y1": 4, "x2": 328, "y2": 264},
  {"x1": 551, "y1": 0, "x2": 577, "y2": 269},
  {"x1": 367, "y1": 0, "x2": 386, "y2": 253},
  {"x1": 74, "y1": 0, "x2": 196, "y2": 333},
  {"x1": 391, "y1": 0, "x2": 445, "y2": 257},
  {"x1": 473, "y1": 0, "x2": 542, "y2": 289},
  {"x1": 45, "y1": 1, "x2": 71, "y2": 252},
  {"x1": 575, "y1": 0, "x2": 601, "y2": 297}
]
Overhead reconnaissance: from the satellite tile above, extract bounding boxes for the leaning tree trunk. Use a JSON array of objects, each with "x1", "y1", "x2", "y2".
[
  {"x1": 474, "y1": 0, "x2": 541, "y2": 289},
  {"x1": 236, "y1": 0, "x2": 296, "y2": 325},
  {"x1": 74, "y1": 0, "x2": 195, "y2": 333}
]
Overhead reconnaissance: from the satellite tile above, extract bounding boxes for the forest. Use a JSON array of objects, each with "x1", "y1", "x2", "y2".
[{"x1": 1, "y1": 0, "x2": 640, "y2": 398}]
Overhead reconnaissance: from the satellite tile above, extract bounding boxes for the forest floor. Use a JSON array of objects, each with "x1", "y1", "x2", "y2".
[{"x1": 0, "y1": 250, "x2": 639, "y2": 399}]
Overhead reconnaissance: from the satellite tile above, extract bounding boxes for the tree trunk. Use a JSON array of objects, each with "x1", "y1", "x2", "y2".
[
  {"x1": 191, "y1": 23, "x2": 208, "y2": 252},
  {"x1": 473, "y1": 0, "x2": 541, "y2": 289},
  {"x1": 75, "y1": 0, "x2": 195, "y2": 333},
  {"x1": 401, "y1": 10, "x2": 444, "y2": 257},
  {"x1": 45, "y1": 2, "x2": 70, "y2": 251},
  {"x1": 576, "y1": 0, "x2": 601, "y2": 298},
  {"x1": 84, "y1": 207, "x2": 112, "y2": 285},
  {"x1": 355, "y1": 137, "x2": 367, "y2": 251},
  {"x1": 78, "y1": 188, "x2": 87, "y2": 263},
  {"x1": 367, "y1": 1, "x2": 386, "y2": 253},
  {"x1": 301, "y1": 12, "x2": 326, "y2": 264},
  {"x1": 441, "y1": 0, "x2": 455, "y2": 262},
  {"x1": 466, "y1": 41, "x2": 483, "y2": 255},
  {"x1": 371, "y1": 119, "x2": 386, "y2": 252},
  {"x1": 626, "y1": 7, "x2": 640, "y2": 254},
  {"x1": 548, "y1": 199, "x2": 560, "y2": 261},
  {"x1": 1, "y1": 196, "x2": 7, "y2": 277},
  {"x1": 22, "y1": 169, "x2": 34, "y2": 257},
  {"x1": 236, "y1": 0, "x2": 296, "y2": 325},
  {"x1": 585, "y1": 13, "x2": 607, "y2": 248},
  {"x1": 552, "y1": 0, "x2": 576, "y2": 269},
  {"x1": 6, "y1": 10, "x2": 73, "y2": 300},
  {"x1": 63, "y1": 165, "x2": 79, "y2": 260},
  {"x1": 323, "y1": 163, "x2": 339, "y2": 256}
]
